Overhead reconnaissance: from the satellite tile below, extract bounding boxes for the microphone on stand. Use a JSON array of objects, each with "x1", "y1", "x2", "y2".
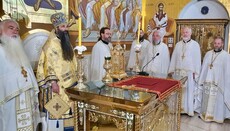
[{"x1": 138, "y1": 53, "x2": 160, "y2": 76}]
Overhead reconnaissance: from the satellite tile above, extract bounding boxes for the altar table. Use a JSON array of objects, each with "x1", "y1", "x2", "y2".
[{"x1": 65, "y1": 75, "x2": 186, "y2": 131}]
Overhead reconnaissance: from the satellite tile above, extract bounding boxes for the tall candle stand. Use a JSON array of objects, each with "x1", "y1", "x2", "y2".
[
  {"x1": 74, "y1": 46, "x2": 87, "y2": 90},
  {"x1": 134, "y1": 44, "x2": 142, "y2": 73}
]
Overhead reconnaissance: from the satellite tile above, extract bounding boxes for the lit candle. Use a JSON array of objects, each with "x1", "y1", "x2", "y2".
[
  {"x1": 78, "y1": 14, "x2": 82, "y2": 46},
  {"x1": 141, "y1": 0, "x2": 146, "y2": 30},
  {"x1": 137, "y1": 22, "x2": 141, "y2": 44},
  {"x1": 141, "y1": 15, "x2": 144, "y2": 30}
]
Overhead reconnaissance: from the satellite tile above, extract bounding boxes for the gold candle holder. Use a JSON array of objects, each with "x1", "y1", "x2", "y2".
[
  {"x1": 135, "y1": 50, "x2": 141, "y2": 72},
  {"x1": 74, "y1": 45, "x2": 87, "y2": 90},
  {"x1": 75, "y1": 54, "x2": 87, "y2": 90},
  {"x1": 102, "y1": 56, "x2": 113, "y2": 83}
]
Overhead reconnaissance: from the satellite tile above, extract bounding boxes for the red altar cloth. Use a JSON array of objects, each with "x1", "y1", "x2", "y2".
[{"x1": 109, "y1": 75, "x2": 181, "y2": 100}]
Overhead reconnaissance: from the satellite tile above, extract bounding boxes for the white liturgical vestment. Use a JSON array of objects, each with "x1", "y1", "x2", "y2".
[
  {"x1": 142, "y1": 42, "x2": 170, "y2": 76},
  {"x1": 195, "y1": 50, "x2": 230, "y2": 123},
  {"x1": 91, "y1": 40, "x2": 113, "y2": 81},
  {"x1": 0, "y1": 44, "x2": 40, "y2": 131},
  {"x1": 169, "y1": 39, "x2": 201, "y2": 116}
]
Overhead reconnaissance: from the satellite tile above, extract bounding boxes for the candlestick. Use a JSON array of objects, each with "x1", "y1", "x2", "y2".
[
  {"x1": 75, "y1": 54, "x2": 86, "y2": 90},
  {"x1": 134, "y1": 44, "x2": 142, "y2": 73},
  {"x1": 135, "y1": 50, "x2": 140, "y2": 72},
  {"x1": 73, "y1": 45, "x2": 87, "y2": 90}
]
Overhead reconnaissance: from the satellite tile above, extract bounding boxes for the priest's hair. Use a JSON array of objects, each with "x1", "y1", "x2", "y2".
[
  {"x1": 0, "y1": 19, "x2": 19, "y2": 34},
  {"x1": 181, "y1": 26, "x2": 192, "y2": 34},
  {"x1": 152, "y1": 30, "x2": 163, "y2": 38},
  {"x1": 98, "y1": 27, "x2": 110, "y2": 41},
  {"x1": 214, "y1": 36, "x2": 224, "y2": 43}
]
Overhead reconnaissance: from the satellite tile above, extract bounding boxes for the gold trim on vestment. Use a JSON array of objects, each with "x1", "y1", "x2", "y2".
[
  {"x1": 0, "y1": 85, "x2": 35, "y2": 106},
  {"x1": 37, "y1": 75, "x2": 58, "y2": 87},
  {"x1": 16, "y1": 90, "x2": 34, "y2": 131}
]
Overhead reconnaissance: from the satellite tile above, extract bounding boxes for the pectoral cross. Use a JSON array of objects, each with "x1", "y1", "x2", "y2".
[
  {"x1": 209, "y1": 64, "x2": 213, "y2": 69},
  {"x1": 21, "y1": 66, "x2": 28, "y2": 81},
  {"x1": 181, "y1": 54, "x2": 185, "y2": 60}
]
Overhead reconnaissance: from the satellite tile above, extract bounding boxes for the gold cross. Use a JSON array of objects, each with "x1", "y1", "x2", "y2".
[
  {"x1": 21, "y1": 66, "x2": 28, "y2": 81},
  {"x1": 53, "y1": 103, "x2": 61, "y2": 111},
  {"x1": 209, "y1": 64, "x2": 213, "y2": 69}
]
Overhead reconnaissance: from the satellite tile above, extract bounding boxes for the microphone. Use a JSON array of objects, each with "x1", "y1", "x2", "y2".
[{"x1": 138, "y1": 53, "x2": 160, "y2": 76}]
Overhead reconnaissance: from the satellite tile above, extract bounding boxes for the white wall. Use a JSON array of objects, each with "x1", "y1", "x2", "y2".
[{"x1": 179, "y1": 0, "x2": 229, "y2": 19}]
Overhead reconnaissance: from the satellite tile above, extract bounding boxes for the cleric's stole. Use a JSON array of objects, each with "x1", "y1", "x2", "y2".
[
  {"x1": 201, "y1": 82, "x2": 218, "y2": 120},
  {"x1": 175, "y1": 69, "x2": 187, "y2": 111},
  {"x1": 15, "y1": 90, "x2": 34, "y2": 131}
]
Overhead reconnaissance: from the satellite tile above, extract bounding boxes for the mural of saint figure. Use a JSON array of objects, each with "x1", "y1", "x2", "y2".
[{"x1": 147, "y1": 3, "x2": 168, "y2": 42}]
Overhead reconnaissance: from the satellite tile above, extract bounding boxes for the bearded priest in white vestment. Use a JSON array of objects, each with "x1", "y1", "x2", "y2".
[
  {"x1": 168, "y1": 27, "x2": 201, "y2": 116},
  {"x1": 0, "y1": 19, "x2": 40, "y2": 131},
  {"x1": 142, "y1": 30, "x2": 170, "y2": 76},
  {"x1": 195, "y1": 36, "x2": 230, "y2": 123},
  {"x1": 90, "y1": 27, "x2": 113, "y2": 81},
  {"x1": 127, "y1": 29, "x2": 149, "y2": 70}
]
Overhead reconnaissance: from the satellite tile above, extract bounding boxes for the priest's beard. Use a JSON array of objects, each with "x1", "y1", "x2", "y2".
[
  {"x1": 214, "y1": 47, "x2": 222, "y2": 52},
  {"x1": 0, "y1": 34, "x2": 30, "y2": 68},
  {"x1": 104, "y1": 36, "x2": 111, "y2": 43},
  {"x1": 58, "y1": 30, "x2": 74, "y2": 61},
  {"x1": 182, "y1": 36, "x2": 190, "y2": 42},
  {"x1": 152, "y1": 40, "x2": 160, "y2": 45}
]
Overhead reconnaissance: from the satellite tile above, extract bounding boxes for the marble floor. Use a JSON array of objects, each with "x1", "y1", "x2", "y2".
[{"x1": 180, "y1": 113, "x2": 230, "y2": 131}]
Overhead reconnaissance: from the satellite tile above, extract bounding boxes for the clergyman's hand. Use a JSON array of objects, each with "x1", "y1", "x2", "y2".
[
  {"x1": 168, "y1": 72, "x2": 174, "y2": 78},
  {"x1": 51, "y1": 81, "x2": 60, "y2": 94}
]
